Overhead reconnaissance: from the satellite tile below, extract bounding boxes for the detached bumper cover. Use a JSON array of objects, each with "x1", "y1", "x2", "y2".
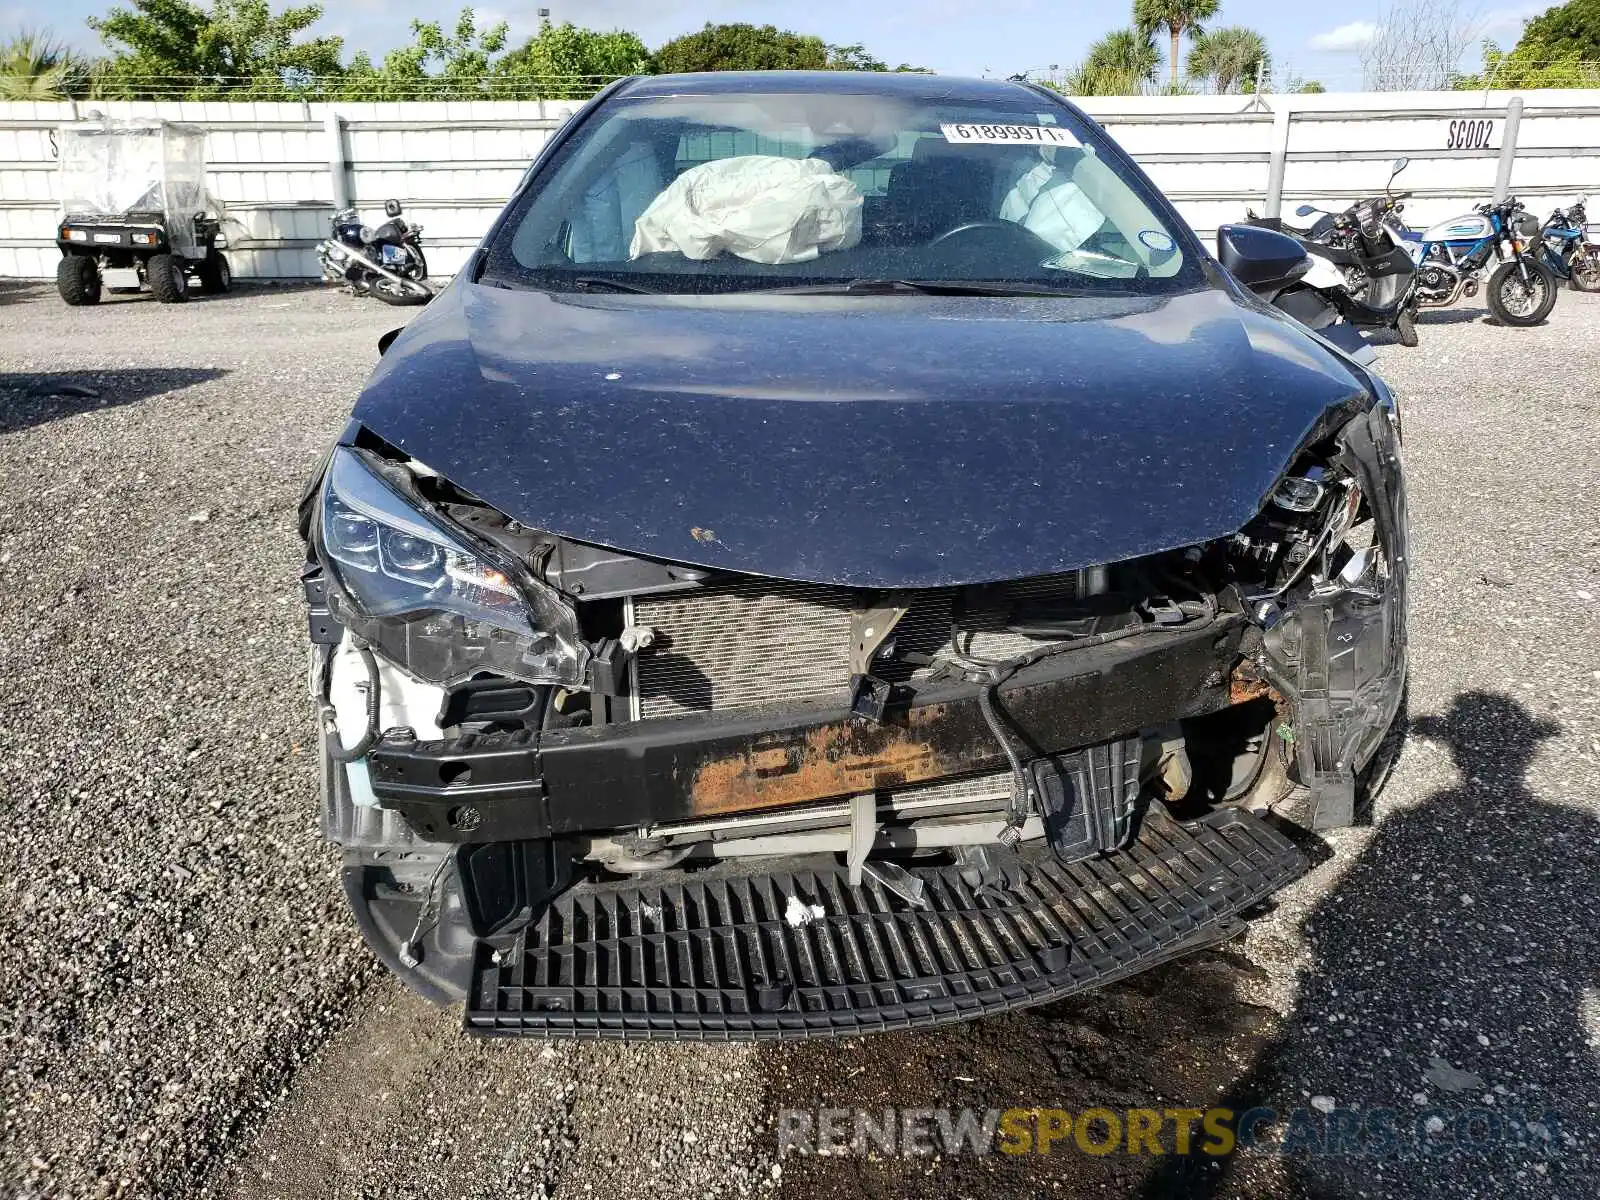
[{"x1": 463, "y1": 806, "x2": 1303, "y2": 1040}]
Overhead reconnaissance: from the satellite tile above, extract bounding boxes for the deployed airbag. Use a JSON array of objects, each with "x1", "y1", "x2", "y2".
[
  {"x1": 999, "y1": 157, "x2": 1105, "y2": 253},
  {"x1": 630, "y1": 155, "x2": 863, "y2": 265}
]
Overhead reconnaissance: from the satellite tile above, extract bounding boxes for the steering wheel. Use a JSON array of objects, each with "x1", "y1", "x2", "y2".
[{"x1": 928, "y1": 219, "x2": 1042, "y2": 248}]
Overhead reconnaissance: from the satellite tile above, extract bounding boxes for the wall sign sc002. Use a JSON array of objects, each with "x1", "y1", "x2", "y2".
[{"x1": 1445, "y1": 119, "x2": 1496, "y2": 151}]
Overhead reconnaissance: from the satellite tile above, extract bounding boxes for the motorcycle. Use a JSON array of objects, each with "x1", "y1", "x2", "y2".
[
  {"x1": 1536, "y1": 199, "x2": 1600, "y2": 293},
  {"x1": 317, "y1": 199, "x2": 432, "y2": 306},
  {"x1": 1245, "y1": 158, "x2": 1421, "y2": 348},
  {"x1": 1391, "y1": 181, "x2": 1559, "y2": 327}
]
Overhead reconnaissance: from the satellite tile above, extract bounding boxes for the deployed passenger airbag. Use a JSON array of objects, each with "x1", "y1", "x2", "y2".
[{"x1": 630, "y1": 155, "x2": 863, "y2": 265}]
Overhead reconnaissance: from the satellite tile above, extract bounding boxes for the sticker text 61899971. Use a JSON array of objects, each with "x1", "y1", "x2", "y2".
[{"x1": 940, "y1": 123, "x2": 1079, "y2": 147}]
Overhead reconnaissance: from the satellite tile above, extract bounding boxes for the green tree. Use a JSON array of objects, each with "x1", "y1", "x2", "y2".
[
  {"x1": 337, "y1": 8, "x2": 507, "y2": 100},
  {"x1": 1455, "y1": 0, "x2": 1600, "y2": 88},
  {"x1": 825, "y1": 42, "x2": 885, "y2": 70},
  {"x1": 89, "y1": 0, "x2": 344, "y2": 97},
  {"x1": 1457, "y1": 37, "x2": 1600, "y2": 86},
  {"x1": 1186, "y1": 25, "x2": 1269, "y2": 92},
  {"x1": 1521, "y1": 0, "x2": 1600, "y2": 58},
  {"x1": 653, "y1": 23, "x2": 828, "y2": 73},
  {"x1": 0, "y1": 30, "x2": 92, "y2": 99},
  {"x1": 497, "y1": 17, "x2": 649, "y2": 97},
  {"x1": 1134, "y1": 0, "x2": 1220, "y2": 88},
  {"x1": 1064, "y1": 27, "x2": 1160, "y2": 94}
]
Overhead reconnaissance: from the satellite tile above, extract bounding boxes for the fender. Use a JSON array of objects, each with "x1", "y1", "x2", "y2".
[{"x1": 1301, "y1": 254, "x2": 1348, "y2": 291}]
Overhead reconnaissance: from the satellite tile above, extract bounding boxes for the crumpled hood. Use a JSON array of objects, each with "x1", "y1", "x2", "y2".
[{"x1": 353, "y1": 280, "x2": 1370, "y2": 588}]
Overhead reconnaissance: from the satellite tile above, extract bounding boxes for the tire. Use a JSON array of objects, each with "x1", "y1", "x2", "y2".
[
  {"x1": 56, "y1": 255, "x2": 101, "y2": 306},
  {"x1": 146, "y1": 253, "x2": 189, "y2": 303},
  {"x1": 1486, "y1": 258, "x2": 1556, "y2": 326},
  {"x1": 370, "y1": 274, "x2": 431, "y2": 306},
  {"x1": 1395, "y1": 306, "x2": 1419, "y2": 347},
  {"x1": 410, "y1": 246, "x2": 428, "y2": 282},
  {"x1": 1570, "y1": 250, "x2": 1600, "y2": 293},
  {"x1": 198, "y1": 250, "x2": 232, "y2": 295}
]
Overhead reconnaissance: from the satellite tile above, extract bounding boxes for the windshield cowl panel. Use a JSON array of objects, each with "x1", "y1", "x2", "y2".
[{"x1": 482, "y1": 84, "x2": 1202, "y2": 298}]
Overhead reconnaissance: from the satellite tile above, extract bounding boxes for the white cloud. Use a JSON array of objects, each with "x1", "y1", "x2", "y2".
[
  {"x1": 1479, "y1": 3, "x2": 1545, "y2": 39},
  {"x1": 1309, "y1": 21, "x2": 1381, "y2": 53}
]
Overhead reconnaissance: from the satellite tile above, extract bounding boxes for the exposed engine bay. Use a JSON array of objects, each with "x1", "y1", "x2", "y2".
[{"x1": 299, "y1": 402, "x2": 1407, "y2": 1025}]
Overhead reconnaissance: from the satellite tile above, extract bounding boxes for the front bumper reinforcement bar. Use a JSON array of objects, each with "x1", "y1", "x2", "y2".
[{"x1": 366, "y1": 617, "x2": 1245, "y2": 841}]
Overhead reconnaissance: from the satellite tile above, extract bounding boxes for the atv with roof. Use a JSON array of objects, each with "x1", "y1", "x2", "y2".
[{"x1": 54, "y1": 118, "x2": 231, "y2": 305}]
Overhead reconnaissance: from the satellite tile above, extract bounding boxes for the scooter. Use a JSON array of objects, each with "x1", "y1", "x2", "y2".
[
  {"x1": 1245, "y1": 158, "x2": 1421, "y2": 347},
  {"x1": 317, "y1": 199, "x2": 432, "y2": 306},
  {"x1": 1217, "y1": 224, "x2": 1381, "y2": 367}
]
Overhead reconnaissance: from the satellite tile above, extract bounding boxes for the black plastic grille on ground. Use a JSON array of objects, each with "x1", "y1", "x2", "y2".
[{"x1": 463, "y1": 808, "x2": 1303, "y2": 1041}]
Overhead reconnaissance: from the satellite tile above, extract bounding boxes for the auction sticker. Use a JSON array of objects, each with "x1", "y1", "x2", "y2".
[{"x1": 941, "y1": 123, "x2": 1079, "y2": 147}]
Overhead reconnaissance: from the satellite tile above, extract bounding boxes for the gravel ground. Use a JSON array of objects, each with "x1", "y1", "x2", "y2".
[{"x1": 0, "y1": 280, "x2": 1596, "y2": 1199}]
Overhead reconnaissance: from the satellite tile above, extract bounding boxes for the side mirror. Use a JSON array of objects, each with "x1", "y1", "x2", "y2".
[
  {"x1": 1216, "y1": 224, "x2": 1311, "y2": 297},
  {"x1": 384, "y1": 199, "x2": 403, "y2": 218},
  {"x1": 1392, "y1": 157, "x2": 1409, "y2": 174},
  {"x1": 1295, "y1": 204, "x2": 1318, "y2": 217}
]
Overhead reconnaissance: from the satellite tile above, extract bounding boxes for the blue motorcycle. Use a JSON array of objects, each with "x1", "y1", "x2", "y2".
[
  {"x1": 1396, "y1": 200, "x2": 1559, "y2": 326},
  {"x1": 1384, "y1": 163, "x2": 1559, "y2": 326},
  {"x1": 1537, "y1": 200, "x2": 1600, "y2": 292}
]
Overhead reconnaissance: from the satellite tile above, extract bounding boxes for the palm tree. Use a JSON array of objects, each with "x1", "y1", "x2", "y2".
[
  {"x1": 1134, "y1": 0, "x2": 1220, "y2": 89},
  {"x1": 1066, "y1": 27, "x2": 1161, "y2": 95},
  {"x1": 0, "y1": 30, "x2": 89, "y2": 100},
  {"x1": 1186, "y1": 25, "x2": 1269, "y2": 93}
]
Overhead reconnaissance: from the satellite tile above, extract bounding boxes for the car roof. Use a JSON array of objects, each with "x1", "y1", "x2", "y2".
[{"x1": 615, "y1": 71, "x2": 1052, "y2": 105}]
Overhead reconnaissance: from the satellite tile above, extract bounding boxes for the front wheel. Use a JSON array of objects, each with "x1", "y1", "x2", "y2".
[
  {"x1": 369, "y1": 273, "x2": 432, "y2": 306},
  {"x1": 1570, "y1": 250, "x2": 1600, "y2": 293},
  {"x1": 56, "y1": 255, "x2": 101, "y2": 306},
  {"x1": 1486, "y1": 258, "x2": 1556, "y2": 326},
  {"x1": 146, "y1": 253, "x2": 189, "y2": 303},
  {"x1": 1395, "y1": 306, "x2": 1419, "y2": 347}
]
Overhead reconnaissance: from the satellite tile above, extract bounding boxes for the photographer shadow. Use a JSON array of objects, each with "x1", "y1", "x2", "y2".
[{"x1": 1145, "y1": 691, "x2": 1597, "y2": 1198}]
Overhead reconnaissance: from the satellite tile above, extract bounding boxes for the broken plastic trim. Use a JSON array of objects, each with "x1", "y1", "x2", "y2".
[
  {"x1": 462, "y1": 808, "x2": 1305, "y2": 1040},
  {"x1": 1258, "y1": 406, "x2": 1408, "y2": 827}
]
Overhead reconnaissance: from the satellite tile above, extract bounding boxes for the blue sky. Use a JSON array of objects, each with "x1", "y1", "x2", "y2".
[{"x1": 7, "y1": 0, "x2": 1551, "y2": 89}]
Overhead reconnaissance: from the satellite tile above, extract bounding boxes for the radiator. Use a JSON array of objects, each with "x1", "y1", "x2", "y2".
[{"x1": 631, "y1": 572, "x2": 1082, "y2": 720}]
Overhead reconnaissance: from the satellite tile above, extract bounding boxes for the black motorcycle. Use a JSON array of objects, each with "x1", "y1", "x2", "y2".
[{"x1": 317, "y1": 199, "x2": 432, "y2": 306}]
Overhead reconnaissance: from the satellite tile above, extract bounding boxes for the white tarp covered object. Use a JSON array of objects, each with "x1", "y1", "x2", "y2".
[
  {"x1": 57, "y1": 118, "x2": 211, "y2": 254},
  {"x1": 631, "y1": 155, "x2": 863, "y2": 265}
]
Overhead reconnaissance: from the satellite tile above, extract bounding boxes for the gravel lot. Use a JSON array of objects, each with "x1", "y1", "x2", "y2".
[{"x1": 1, "y1": 279, "x2": 1597, "y2": 1199}]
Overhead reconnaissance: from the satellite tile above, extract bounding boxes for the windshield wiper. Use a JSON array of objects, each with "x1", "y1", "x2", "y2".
[
  {"x1": 758, "y1": 278, "x2": 1088, "y2": 297},
  {"x1": 570, "y1": 276, "x2": 660, "y2": 294}
]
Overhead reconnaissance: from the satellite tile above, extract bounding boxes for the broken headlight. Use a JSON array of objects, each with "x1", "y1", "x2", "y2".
[{"x1": 317, "y1": 447, "x2": 586, "y2": 687}]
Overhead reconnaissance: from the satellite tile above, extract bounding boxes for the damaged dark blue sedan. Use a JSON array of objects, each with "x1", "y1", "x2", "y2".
[{"x1": 299, "y1": 71, "x2": 1408, "y2": 1040}]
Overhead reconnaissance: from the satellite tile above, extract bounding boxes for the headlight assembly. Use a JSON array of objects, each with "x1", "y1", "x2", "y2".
[{"x1": 318, "y1": 447, "x2": 587, "y2": 687}]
